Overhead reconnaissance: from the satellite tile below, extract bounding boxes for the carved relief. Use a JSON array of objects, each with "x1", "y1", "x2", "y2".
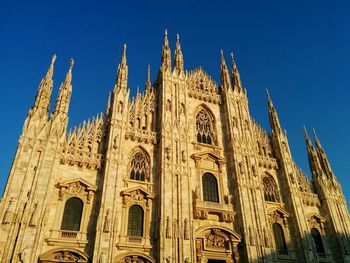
[
  {"x1": 206, "y1": 229, "x2": 226, "y2": 249},
  {"x1": 56, "y1": 179, "x2": 96, "y2": 203}
]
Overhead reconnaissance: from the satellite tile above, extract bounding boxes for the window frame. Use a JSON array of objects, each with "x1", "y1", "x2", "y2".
[
  {"x1": 60, "y1": 197, "x2": 84, "y2": 232},
  {"x1": 127, "y1": 204, "x2": 144, "y2": 237},
  {"x1": 202, "y1": 172, "x2": 220, "y2": 203}
]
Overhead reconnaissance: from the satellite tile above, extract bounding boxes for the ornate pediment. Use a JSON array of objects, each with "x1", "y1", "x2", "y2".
[
  {"x1": 121, "y1": 187, "x2": 155, "y2": 207},
  {"x1": 56, "y1": 178, "x2": 96, "y2": 202},
  {"x1": 267, "y1": 208, "x2": 289, "y2": 225},
  {"x1": 191, "y1": 151, "x2": 226, "y2": 172},
  {"x1": 307, "y1": 213, "x2": 325, "y2": 231}
]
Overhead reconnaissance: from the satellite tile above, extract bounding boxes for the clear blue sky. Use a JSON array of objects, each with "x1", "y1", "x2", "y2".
[{"x1": 0, "y1": 1, "x2": 349, "y2": 201}]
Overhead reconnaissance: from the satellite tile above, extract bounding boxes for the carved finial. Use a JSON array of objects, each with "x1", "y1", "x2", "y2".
[
  {"x1": 122, "y1": 43, "x2": 127, "y2": 61},
  {"x1": 115, "y1": 43, "x2": 128, "y2": 92},
  {"x1": 220, "y1": 49, "x2": 231, "y2": 90},
  {"x1": 161, "y1": 29, "x2": 171, "y2": 72},
  {"x1": 174, "y1": 33, "x2": 184, "y2": 73},
  {"x1": 312, "y1": 128, "x2": 319, "y2": 142},
  {"x1": 231, "y1": 52, "x2": 242, "y2": 92},
  {"x1": 51, "y1": 54, "x2": 57, "y2": 65},
  {"x1": 146, "y1": 65, "x2": 151, "y2": 90}
]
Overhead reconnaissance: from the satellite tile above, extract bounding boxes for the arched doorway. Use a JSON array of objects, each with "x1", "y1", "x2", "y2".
[
  {"x1": 39, "y1": 248, "x2": 88, "y2": 263},
  {"x1": 196, "y1": 227, "x2": 241, "y2": 263}
]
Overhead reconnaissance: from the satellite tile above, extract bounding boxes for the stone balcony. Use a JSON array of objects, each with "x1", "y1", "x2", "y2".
[{"x1": 45, "y1": 230, "x2": 88, "y2": 247}]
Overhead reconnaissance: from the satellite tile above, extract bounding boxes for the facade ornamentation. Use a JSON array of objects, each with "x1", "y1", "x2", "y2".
[{"x1": 0, "y1": 31, "x2": 349, "y2": 263}]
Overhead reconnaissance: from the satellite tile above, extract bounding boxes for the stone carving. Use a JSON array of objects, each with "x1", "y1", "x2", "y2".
[
  {"x1": 165, "y1": 256, "x2": 172, "y2": 263},
  {"x1": 103, "y1": 209, "x2": 111, "y2": 233},
  {"x1": 67, "y1": 181, "x2": 85, "y2": 195},
  {"x1": 206, "y1": 229, "x2": 226, "y2": 249},
  {"x1": 130, "y1": 190, "x2": 145, "y2": 202},
  {"x1": 252, "y1": 165, "x2": 258, "y2": 177},
  {"x1": 2, "y1": 197, "x2": 15, "y2": 225},
  {"x1": 239, "y1": 162, "x2": 245, "y2": 175},
  {"x1": 113, "y1": 135, "x2": 119, "y2": 150},
  {"x1": 53, "y1": 251, "x2": 85, "y2": 261}
]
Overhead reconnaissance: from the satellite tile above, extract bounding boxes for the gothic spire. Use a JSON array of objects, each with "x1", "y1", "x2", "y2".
[
  {"x1": 33, "y1": 54, "x2": 56, "y2": 111},
  {"x1": 146, "y1": 65, "x2": 151, "y2": 91},
  {"x1": 115, "y1": 43, "x2": 128, "y2": 92},
  {"x1": 266, "y1": 89, "x2": 282, "y2": 135},
  {"x1": 230, "y1": 52, "x2": 242, "y2": 92},
  {"x1": 220, "y1": 50, "x2": 231, "y2": 90},
  {"x1": 53, "y1": 58, "x2": 74, "y2": 116},
  {"x1": 174, "y1": 34, "x2": 184, "y2": 74},
  {"x1": 161, "y1": 29, "x2": 171, "y2": 72},
  {"x1": 312, "y1": 128, "x2": 334, "y2": 177},
  {"x1": 304, "y1": 126, "x2": 326, "y2": 180}
]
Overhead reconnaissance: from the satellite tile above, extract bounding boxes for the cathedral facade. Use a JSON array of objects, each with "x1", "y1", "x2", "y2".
[{"x1": 0, "y1": 31, "x2": 350, "y2": 263}]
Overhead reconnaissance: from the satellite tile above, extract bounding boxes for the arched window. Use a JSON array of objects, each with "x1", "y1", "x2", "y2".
[
  {"x1": 196, "y1": 109, "x2": 214, "y2": 145},
  {"x1": 262, "y1": 175, "x2": 280, "y2": 202},
  {"x1": 202, "y1": 173, "x2": 219, "y2": 203},
  {"x1": 273, "y1": 223, "x2": 288, "y2": 254},
  {"x1": 130, "y1": 150, "x2": 149, "y2": 181},
  {"x1": 61, "y1": 197, "x2": 83, "y2": 231},
  {"x1": 311, "y1": 228, "x2": 325, "y2": 254},
  {"x1": 127, "y1": 205, "x2": 144, "y2": 237}
]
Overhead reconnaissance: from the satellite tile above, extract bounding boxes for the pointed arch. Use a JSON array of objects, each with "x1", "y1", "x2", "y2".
[
  {"x1": 262, "y1": 174, "x2": 280, "y2": 202},
  {"x1": 195, "y1": 105, "x2": 216, "y2": 145},
  {"x1": 128, "y1": 146, "x2": 151, "y2": 182}
]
